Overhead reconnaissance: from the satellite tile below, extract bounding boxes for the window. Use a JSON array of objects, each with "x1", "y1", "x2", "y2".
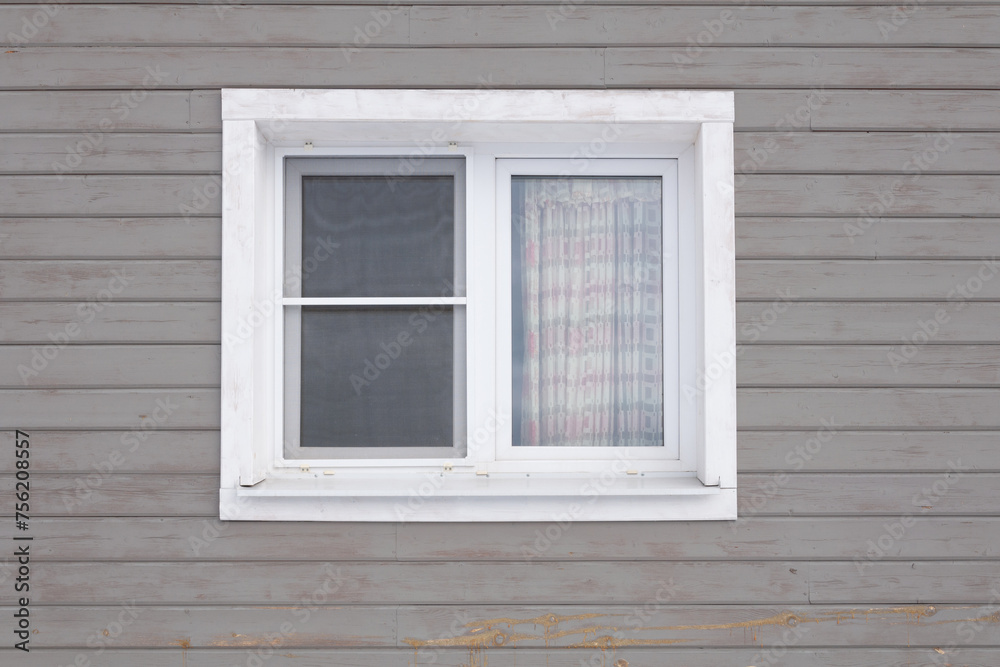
[{"x1": 221, "y1": 89, "x2": 736, "y2": 521}]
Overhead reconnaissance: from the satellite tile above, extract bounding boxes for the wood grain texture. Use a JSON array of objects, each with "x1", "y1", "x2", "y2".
[
  {"x1": 0, "y1": 133, "x2": 221, "y2": 173},
  {"x1": 0, "y1": 388, "x2": 219, "y2": 429},
  {"x1": 3, "y1": 603, "x2": 995, "y2": 648},
  {"x1": 735, "y1": 131, "x2": 999, "y2": 174},
  {"x1": 738, "y1": 260, "x2": 1000, "y2": 300},
  {"x1": 0, "y1": 47, "x2": 606, "y2": 88},
  {"x1": 736, "y1": 218, "x2": 1000, "y2": 259},
  {"x1": 5, "y1": 6, "x2": 1000, "y2": 46},
  {"x1": 25, "y1": 561, "x2": 809, "y2": 604},
  {"x1": 0, "y1": 302, "x2": 220, "y2": 343},
  {"x1": 0, "y1": 345, "x2": 220, "y2": 387},
  {"x1": 739, "y1": 174, "x2": 1000, "y2": 217},
  {"x1": 0, "y1": 5, "x2": 410, "y2": 46},
  {"x1": 736, "y1": 302, "x2": 1000, "y2": 343},
  {"x1": 410, "y1": 6, "x2": 1000, "y2": 46},
  {"x1": 6, "y1": 649, "x2": 1000, "y2": 667},
  {"x1": 9, "y1": 516, "x2": 994, "y2": 561},
  {"x1": 811, "y1": 90, "x2": 1000, "y2": 130},
  {"x1": 738, "y1": 388, "x2": 1000, "y2": 428},
  {"x1": 0, "y1": 91, "x2": 197, "y2": 131},
  {"x1": 0, "y1": 217, "x2": 221, "y2": 258},
  {"x1": 0, "y1": 175, "x2": 221, "y2": 216},
  {"x1": 739, "y1": 431, "x2": 1000, "y2": 472},
  {"x1": 809, "y1": 561, "x2": 1000, "y2": 603},
  {"x1": 607, "y1": 47, "x2": 1000, "y2": 88},
  {"x1": 737, "y1": 473, "x2": 997, "y2": 515},
  {"x1": 0, "y1": 430, "x2": 219, "y2": 473},
  {"x1": 0, "y1": 260, "x2": 220, "y2": 300},
  {"x1": 738, "y1": 345, "x2": 1000, "y2": 386}
]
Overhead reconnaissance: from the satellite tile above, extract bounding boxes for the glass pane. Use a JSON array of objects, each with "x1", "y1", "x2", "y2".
[
  {"x1": 511, "y1": 177, "x2": 664, "y2": 447},
  {"x1": 301, "y1": 174, "x2": 458, "y2": 297},
  {"x1": 299, "y1": 307, "x2": 461, "y2": 448}
]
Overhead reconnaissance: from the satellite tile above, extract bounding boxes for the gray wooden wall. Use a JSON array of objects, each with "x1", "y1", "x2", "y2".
[{"x1": 2, "y1": 2, "x2": 999, "y2": 665}]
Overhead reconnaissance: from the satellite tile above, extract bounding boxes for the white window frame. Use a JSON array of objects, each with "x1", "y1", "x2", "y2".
[{"x1": 221, "y1": 89, "x2": 736, "y2": 522}]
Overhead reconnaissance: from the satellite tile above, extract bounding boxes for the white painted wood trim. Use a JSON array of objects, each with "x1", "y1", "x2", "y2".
[
  {"x1": 696, "y1": 122, "x2": 737, "y2": 489},
  {"x1": 220, "y1": 89, "x2": 737, "y2": 520},
  {"x1": 221, "y1": 487, "x2": 737, "y2": 522},
  {"x1": 222, "y1": 89, "x2": 735, "y2": 124}
]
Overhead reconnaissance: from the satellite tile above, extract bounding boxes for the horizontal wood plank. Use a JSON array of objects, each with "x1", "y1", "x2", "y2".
[
  {"x1": 739, "y1": 431, "x2": 1000, "y2": 472},
  {"x1": 738, "y1": 259, "x2": 1000, "y2": 300},
  {"x1": 3, "y1": 517, "x2": 396, "y2": 560},
  {"x1": 735, "y1": 131, "x2": 997, "y2": 174},
  {"x1": 0, "y1": 133, "x2": 221, "y2": 173},
  {"x1": 0, "y1": 260, "x2": 219, "y2": 300},
  {"x1": 0, "y1": 47, "x2": 606, "y2": 89},
  {"x1": 0, "y1": 473, "x2": 218, "y2": 516},
  {"x1": 25, "y1": 561, "x2": 809, "y2": 604},
  {"x1": 738, "y1": 345, "x2": 1000, "y2": 387},
  {"x1": 0, "y1": 175, "x2": 220, "y2": 216},
  {"x1": 6, "y1": 649, "x2": 1000, "y2": 667},
  {"x1": 739, "y1": 174, "x2": 1000, "y2": 217},
  {"x1": 0, "y1": 5, "x2": 409, "y2": 46},
  {"x1": 809, "y1": 561, "x2": 1000, "y2": 603},
  {"x1": 411, "y1": 6, "x2": 1000, "y2": 47},
  {"x1": 0, "y1": 388, "x2": 219, "y2": 429},
  {"x1": 4, "y1": 603, "x2": 996, "y2": 649},
  {"x1": 0, "y1": 217, "x2": 221, "y2": 258},
  {"x1": 607, "y1": 47, "x2": 1000, "y2": 88},
  {"x1": 5, "y1": 6, "x2": 1000, "y2": 47},
  {"x1": 737, "y1": 473, "x2": 997, "y2": 515},
  {"x1": 0, "y1": 90, "x2": 199, "y2": 131},
  {"x1": 811, "y1": 90, "x2": 1000, "y2": 130},
  {"x1": 0, "y1": 345, "x2": 220, "y2": 387},
  {"x1": 9, "y1": 516, "x2": 995, "y2": 561},
  {"x1": 0, "y1": 302, "x2": 220, "y2": 343},
  {"x1": 738, "y1": 387, "x2": 1000, "y2": 428},
  {"x1": 0, "y1": 430, "x2": 219, "y2": 473},
  {"x1": 737, "y1": 302, "x2": 1000, "y2": 343},
  {"x1": 736, "y1": 217, "x2": 1000, "y2": 259}
]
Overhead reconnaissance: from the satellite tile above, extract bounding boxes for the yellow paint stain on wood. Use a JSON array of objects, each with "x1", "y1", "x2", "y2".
[{"x1": 403, "y1": 604, "x2": 996, "y2": 663}]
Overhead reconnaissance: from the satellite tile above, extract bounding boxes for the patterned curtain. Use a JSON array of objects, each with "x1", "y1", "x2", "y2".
[{"x1": 514, "y1": 177, "x2": 663, "y2": 447}]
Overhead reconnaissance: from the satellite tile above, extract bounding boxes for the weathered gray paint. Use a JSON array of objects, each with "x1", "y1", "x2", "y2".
[{"x1": 1, "y1": 2, "x2": 998, "y2": 665}]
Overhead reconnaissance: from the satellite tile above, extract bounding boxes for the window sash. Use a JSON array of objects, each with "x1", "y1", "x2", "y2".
[
  {"x1": 494, "y1": 158, "x2": 681, "y2": 464},
  {"x1": 279, "y1": 153, "x2": 469, "y2": 462}
]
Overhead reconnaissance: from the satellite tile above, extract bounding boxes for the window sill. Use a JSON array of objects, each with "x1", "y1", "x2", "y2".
[{"x1": 221, "y1": 476, "x2": 736, "y2": 522}]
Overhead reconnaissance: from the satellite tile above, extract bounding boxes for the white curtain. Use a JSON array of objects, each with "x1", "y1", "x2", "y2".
[{"x1": 514, "y1": 177, "x2": 664, "y2": 447}]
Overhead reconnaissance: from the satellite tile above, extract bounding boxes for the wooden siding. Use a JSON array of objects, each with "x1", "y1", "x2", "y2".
[{"x1": 1, "y1": 3, "x2": 998, "y2": 666}]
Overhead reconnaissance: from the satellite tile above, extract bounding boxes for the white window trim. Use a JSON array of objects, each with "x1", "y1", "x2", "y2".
[{"x1": 220, "y1": 89, "x2": 736, "y2": 522}]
